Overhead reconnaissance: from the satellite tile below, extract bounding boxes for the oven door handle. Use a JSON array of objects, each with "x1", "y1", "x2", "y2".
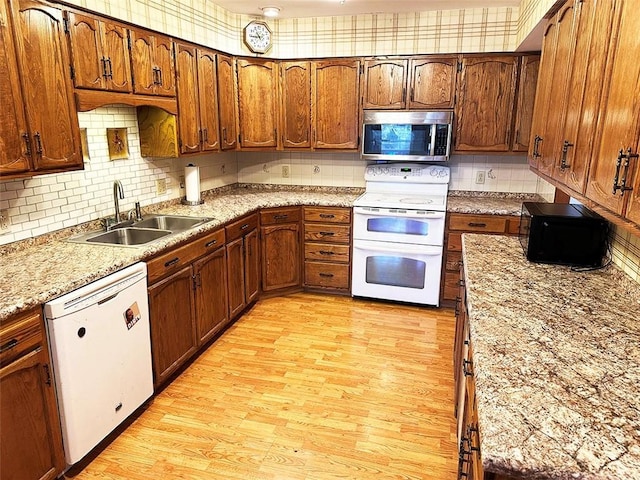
[
  {"x1": 353, "y1": 207, "x2": 445, "y2": 219},
  {"x1": 353, "y1": 241, "x2": 442, "y2": 256}
]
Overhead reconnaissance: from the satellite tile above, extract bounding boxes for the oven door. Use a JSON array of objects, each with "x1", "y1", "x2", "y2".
[
  {"x1": 351, "y1": 239, "x2": 443, "y2": 306},
  {"x1": 353, "y1": 207, "x2": 445, "y2": 245}
]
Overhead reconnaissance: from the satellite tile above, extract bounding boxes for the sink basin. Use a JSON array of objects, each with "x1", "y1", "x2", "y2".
[
  {"x1": 85, "y1": 228, "x2": 171, "y2": 246},
  {"x1": 133, "y1": 215, "x2": 210, "y2": 232}
]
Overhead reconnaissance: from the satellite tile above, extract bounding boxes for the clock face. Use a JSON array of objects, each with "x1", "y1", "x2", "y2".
[{"x1": 243, "y1": 21, "x2": 272, "y2": 53}]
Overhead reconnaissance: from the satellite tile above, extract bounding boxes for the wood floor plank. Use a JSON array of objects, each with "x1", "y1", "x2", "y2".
[{"x1": 65, "y1": 293, "x2": 458, "y2": 480}]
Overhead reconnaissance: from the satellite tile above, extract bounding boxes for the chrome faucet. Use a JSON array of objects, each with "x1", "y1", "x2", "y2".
[{"x1": 113, "y1": 180, "x2": 124, "y2": 225}]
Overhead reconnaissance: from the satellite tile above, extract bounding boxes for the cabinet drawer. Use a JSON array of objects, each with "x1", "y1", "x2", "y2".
[
  {"x1": 449, "y1": 214, "x2": 507, "y2": 233},
  {"x1": 147, "y1": 241, "x2": 201, "y2": 284},
  {"x1": 305, "y1": 243, "x2": 350, "y2": 263},
  {"x1": 261, "y1": 207, "x2": 301, "y2": 225},
  {"x1": 304, "y1": 224, "x2": 351, "y2": 244},
  {"x1": 225, "y1": 213, "x2": 259, "y2": 242},
  {"x1": 191, "y1": 228, "x2": 225, "y2": 254},
  {"x1": 0, "y1": 308, "x2": 43, "y2": 365},
  {"x1": 304, "y1": 262, "x2": 350, "y2": 289},
  {"x1": 304, "y1": 207, "x2": 351, "y2": 224}
]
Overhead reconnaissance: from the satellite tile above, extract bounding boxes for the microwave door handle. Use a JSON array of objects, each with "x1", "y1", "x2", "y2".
[
  {"x1": 429, "y1": 124, "x2": 436, "y2": 156},
  {"x1": 353, "y1": 243, "x2": 441, "y2": 256}
]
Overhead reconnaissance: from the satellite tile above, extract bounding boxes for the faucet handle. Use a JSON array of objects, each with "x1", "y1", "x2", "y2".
[{"x1": 135, "y1": 202, "x2": 143, "y2": 221}]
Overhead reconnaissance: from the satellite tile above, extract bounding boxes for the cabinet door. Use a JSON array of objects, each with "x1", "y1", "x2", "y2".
[
  {"x1": 226, "y1": 236, "x2": 246, "y2": 319},
  {"x1": 536, "y1": 3, "x2": 579, "y2": 176},
  {"x1": 66, "y1": 12, "x2": 104, "y2": 90},
  {"x1": 280, "y1": 61, "x2": 311, "y2": 148},
  {"x1": 554, "y1": 0, "x2": 614, "y2": 193},
  {"x1": 148, "y1": 266, "x2": 198, "y2": 388},
  {"x1": 129, "y1": 28, "x2": 155, "y2": 95},
  {"x1": 101, "y1": 20, "x2": 131, "y2": 92},
  {"x1": 0, "y1": 0, "x2": 31, "y2": 176},
  {"x1": 261, "y1": 223, "x2": 301, "y2": 292},
  {"x1": 175, "y1": 42, "x2": 201, "y2": 154},
  {"x1": 11, "y1": 0, "x2": 82, "y2": 172},
  {"x1": 194, "y1": 247, "x2": 228, "y2": 345},
  {"x1": 244, "y1": 228, "x2": 260, "y2": 305},
  {"x1": 408, "y1": 57, "x2": 457, "y2": 109},
  {"x1": 153, "y1": 33, "x2": 175, "y2": 96},
  {"x1": 217, "y1": 53, "x2": 237, "y2": 150},
  {"x1": 1, "y1": 348, "x2": 65, "y2": 480},
  {"x1": 586, "y1": 0, "x2": 640, "y2": 219},
  {"x1": 512, "y1": 55, "x2": 540, "y2": 152},
  {"x1": 197, "y1": 49, "x2": 220, "y2": 151},
  {"x1": 455, "y1": 55, "x2": 518, "y2": 152},
  {"x1": 363, "y1": 59, "x2": 407, "y2": 109},
  {"x1": 237, "y1": 58, "x2": 278, "y2": 148},
  {"x1": 312, "y1": 59, "x2": 361, "y2": 149}
]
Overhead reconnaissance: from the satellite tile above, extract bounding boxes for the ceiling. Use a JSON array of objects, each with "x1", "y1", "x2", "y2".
[{"x1": 213, "y1": 0, "x2": 521, "y2": 19}]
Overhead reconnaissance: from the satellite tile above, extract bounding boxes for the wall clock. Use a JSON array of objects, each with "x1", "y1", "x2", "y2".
[{"x1": 243, "y1": 20, "x2": 272, "y2": 54}]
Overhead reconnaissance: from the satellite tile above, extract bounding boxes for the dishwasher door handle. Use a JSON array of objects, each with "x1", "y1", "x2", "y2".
[{"x1": 97, "y1": 292, "x2": 119, "y2": 305}]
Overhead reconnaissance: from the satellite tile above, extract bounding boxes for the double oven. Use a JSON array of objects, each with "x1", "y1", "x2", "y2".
[{"x1": 351, "y1": 164, "x2": 450, "y2": 306}]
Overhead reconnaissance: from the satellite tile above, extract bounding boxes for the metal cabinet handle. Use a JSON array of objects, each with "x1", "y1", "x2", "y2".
[
  {"x1": 319, "y1": 272, "x2": 334, "y2": 278},
  {"x1": 613, "y1": 148, "x2": 638, "y2": 195},
  {"x1": 203, "y1": 128, "x2": 208, "y2": 142},
  {"x1": 106, "y1": 57, "x2": 113, "y2": 79},
  {"x1": 463, "y1": 359, "x2": 474, "y2": 377},
  {"x1": 241, "y1": 223, "x2": 250, "y2": 230},
  {"x1": 164, "y1": 257, "x2": 179, "y2": 267},
  {"x1": 205, "y1": 239, "x2": 217, "y2": 248},
  {"x1": 101, "y1": 57, "x2": 108, "y2": 79},
  {"x1": 0, "y1": 338, "x2": 18, "y2": 354},
  {"x1": 273, "y1": 214, "x2": 288, "y2": 220},
  {"x1": 467, "y1": 222, "x2": 486, "y2": 228},
  {"x1": 532, "y1": 135, "x2": 542, "y2": 158},
  {"x1": 34, "y1": 132, "x2": 43, "y2": 155},
  {"x1": 319, "y1": 250, "x2": 335, "y2": 255},
  {"x1": 319, "y1": 231, "x2": 335, "y2": 236},
  {"x1": 560, "y1": 140, "x2": 574, "y2": 170},
  {"x1": 22, "y1": 133, "x2": 32, "y2": 157},
  {"x1": 319, "y1": 213, "x2": 335, "y2": 219}
]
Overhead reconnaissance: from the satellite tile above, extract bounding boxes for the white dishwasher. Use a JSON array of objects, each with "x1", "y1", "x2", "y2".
[{"x1": 44, "y1": 262, "x2": 153, "y2": 466}]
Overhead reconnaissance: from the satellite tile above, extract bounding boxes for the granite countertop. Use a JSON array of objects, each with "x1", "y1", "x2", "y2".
[
  {"x1": 462, "y1": 234, "x2": 640, "y2": 480},
  {"x1": 0, "y1": 187, "x2": 540, "y2": 323}
]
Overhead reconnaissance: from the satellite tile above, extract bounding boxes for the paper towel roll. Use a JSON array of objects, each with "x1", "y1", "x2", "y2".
[{"x1": 185, "y1": 164, "x2": 201, "y2": 202}]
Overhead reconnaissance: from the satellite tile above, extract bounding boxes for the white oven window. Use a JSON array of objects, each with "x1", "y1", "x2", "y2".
[
  {"x1": 367, "y1": 218, "x2": 429, "y2": 236},
  {"x1": 366, "y1": 256, "x2": 425, "y2": 288}
]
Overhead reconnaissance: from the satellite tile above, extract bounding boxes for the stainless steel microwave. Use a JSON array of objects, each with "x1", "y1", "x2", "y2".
[{"x1": 361, "y1": 110, "x2": 453, "y2": 162}]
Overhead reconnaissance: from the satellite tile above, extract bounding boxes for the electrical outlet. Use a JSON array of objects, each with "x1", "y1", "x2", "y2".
[
  {"x1": 0, "y1": 209, "x2": 9, "y2": 233},
  {"x1": 475, "y1": 171, "x2": 486, "y2": 184},
  {"x1": 282, "y1": 165, "x2": 290, "y2": 178},
  {"x1": 156, "y1": 178, "x2": 167, "y2": 195},
  {"x1": 313, "y1": 165, "x2": 320, "y2": 174},
  {"x1": 179, "y1": 175, "x2": 185, "y2": 189}
]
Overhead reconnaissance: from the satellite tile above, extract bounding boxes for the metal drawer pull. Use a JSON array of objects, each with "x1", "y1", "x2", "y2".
[
  {"x1": 273, "y1": 214, "x2": 288, "y2": 220},
  {"x1": 532, "y1": 135, "x2": 542, "y2": 158},
  {"x1": 241, "y1": 223, "x2": 250, "y2": 230},
  {"x1": 205, "y1": 239, "x2": 217, "y2": 248},
  {"x1": 319, "y1": 250, "x2": 335, "y2": 255},
  {"x1": 467, "y1": 222, "x2": 486, "y2": 228},
  {"x1": 164, "y1": 257, "x2": 180, "y2": 267},
  {"x1": 34, "y1": 132, "x2": 43, "y2": 154},
  {"x1": 0, "y1": 338, "x2": 18, "y2": 353},
  {"x1": 319, "y1": 231, "x2": 335, "y2": 236},
  {"x1": 319, "y1": 213, "x2": 335, "y2": 218},
  {"x1": 22, "y1": 133, "x2": 32, "y2": 157},
  {"x1": 319, "y1": 272, "x2": 334, "y2": 278},
  {"x1": 613, "y1": 148, "x2": 638, "y2": 195},
  {"x1": 463, "y1": 359, "x2": 474, "y2": 377}
]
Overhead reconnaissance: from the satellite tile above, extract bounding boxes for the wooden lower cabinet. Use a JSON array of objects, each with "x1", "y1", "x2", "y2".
[
  {"x1": 261, "y1": 207, "x2": 302, "y2": 294},
  {"x1": 0, "y1": 308, "x2": 65, "y2": 480},
  {"x1": 442, "y1": 213, "x2": 520, "y2": 304},
  {"x1": 147, "y1": 228, "x2": 227, "y2": 389},
  {"x1": 226, "y1": 213, "x2": 260, "y2": 319},
  {"x1": 303, "y1": 206, "x2": 352, "y2": 294}
]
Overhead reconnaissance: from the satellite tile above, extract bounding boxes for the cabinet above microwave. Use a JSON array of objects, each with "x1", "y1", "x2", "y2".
[{"x1": 361, "y1": 110, "x2": 453, "y2": 162}]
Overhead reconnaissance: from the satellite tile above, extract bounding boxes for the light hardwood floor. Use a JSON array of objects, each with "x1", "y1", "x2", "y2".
[{"x1": 66, "y1": 293, "x2": 458, "y2": 480}]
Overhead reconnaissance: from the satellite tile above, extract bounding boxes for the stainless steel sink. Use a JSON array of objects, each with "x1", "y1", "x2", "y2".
[
  {"x1": 85, "y1": 228, "x2": 172, "y2": 246},
  {"x1": 132, "y1": 215, "x2": 210, "y2": 232}
]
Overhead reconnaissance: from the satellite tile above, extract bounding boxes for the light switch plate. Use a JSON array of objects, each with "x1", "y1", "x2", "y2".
[
  {"x1": 156, "y1": 178, "x2": 167, "y2": 195},
  {"x1": 0, "y1": 209, "x2": 10, "y2": 233}
]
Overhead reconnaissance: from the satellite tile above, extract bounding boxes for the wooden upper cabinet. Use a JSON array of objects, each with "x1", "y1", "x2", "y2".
[
  {"x1": 454, "y1": 55, "x2": 518, "y2": 152},
  {"x1": 217, "y1": 53, "x2": 237, "y2": 150},
  {"x1": 280, "y1": 61, "x2": 311, "y2": 148},
  {"x1": 585, "y1": 0, "x2": 640, "y2": 222},
  {"x1": 236, "y1": 58, "x2": 278, "y2": 148},
  {"x1": 129, "y1": 27, "x2": 175, "y2": 96},
  {"x1": 512, "y1": 55, "x2": 539, "y2": 152},
  {"x1": 363, "y1": 59, "x2": 408, "y2": 109},
  {"x1": 312, "y1": 59, "x2": 361, "y2": 149},
  {"x1": 175, "y1": 42, "x2": 219, "y2": 154},
  {"x1": 0, "y1": 0, "x2": 31, "y2": 176},
  {"x1": 408, "y1": 57, "x2": 457, "y2": 109},
  {"x1": 8, "y1": 0, "x2": 82, "y2": 174},
  {"x1": 66, "y1": 11, "x2": 132, "y2": 92}
]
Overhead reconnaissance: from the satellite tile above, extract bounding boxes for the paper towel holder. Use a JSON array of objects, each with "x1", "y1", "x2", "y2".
[{"x1": 181, "y1": 197, "x2": 204, "y2": 206}]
